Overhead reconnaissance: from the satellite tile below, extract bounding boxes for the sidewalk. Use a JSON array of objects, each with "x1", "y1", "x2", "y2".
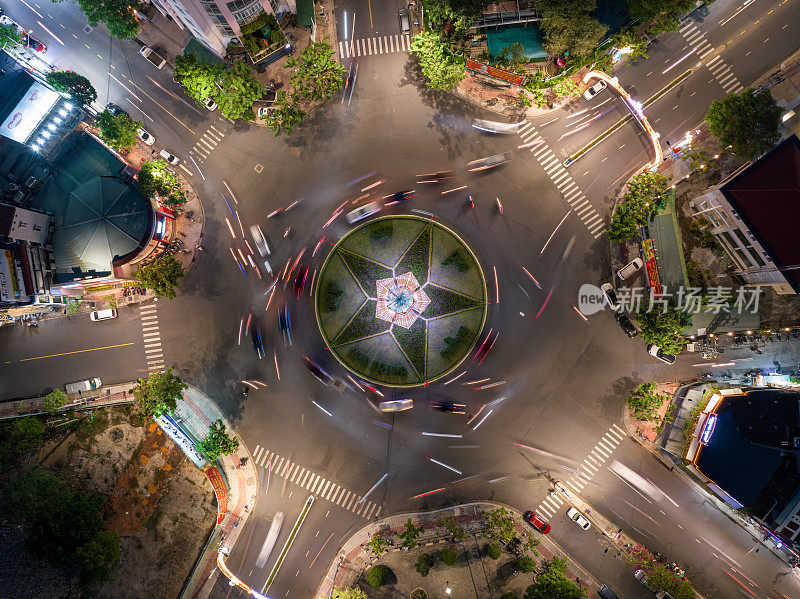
[
  {"x1": 175, "y1": 385, "x2": 259, "y2": 599},
  {"x1": 316, "y1": 501, "x2": 602, "y2": 597},
  {"x1": 0, "y1": 382, "x2": 137, "y2": 420}
]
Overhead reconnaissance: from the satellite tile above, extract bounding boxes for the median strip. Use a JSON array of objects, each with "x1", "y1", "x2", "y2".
[
  {"x1": 262, "y1": 495, "x2": 316, "y2": 592},
  {"x1": 566, "y1": 68, "x2": 694, "y2": 165}
]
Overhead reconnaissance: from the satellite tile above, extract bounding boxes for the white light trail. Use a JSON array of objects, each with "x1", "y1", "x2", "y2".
[
  {"x1": 540, "y1": 211, "x2": 570, "y2": 255},
  {"x1": 421, "y1": 432, "x2": 463, "y2": 438},
  {"x1": 311, "y1": 400, "x2": 332, "y2": 417},
  {"x1": 427, "y1": 457, "x2": 462, "y2": 475},
  {"x1": 663, "y1": 47, "x2": 697, "y2": 74},
  {"x1": 472, "y1": 409, "x2": 493, "y2": 431}
]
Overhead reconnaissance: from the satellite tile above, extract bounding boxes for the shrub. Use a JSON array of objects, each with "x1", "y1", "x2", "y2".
[
  {"x1": 415, "y1": 553, "x2": 434, "y2": 576},
  {"x1": 367, "y1": 565, "x2": 389, "y2": 588},
  {"x1": 487, "y1": 543, "x2": 501, "y2": 559},
  {"x1": 518, "y1": 556, "x2": 536, "y2": 572},
  {"x1": 441, "y1": 547, "x2": 458, "y2": 566},
  {"x1": 502, "y1": 593, "x2": 517, "y2": 599}
]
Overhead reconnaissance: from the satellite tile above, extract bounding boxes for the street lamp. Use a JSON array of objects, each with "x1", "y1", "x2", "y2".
[{"x1": 445, "y1": 582, "x2": 452, "y2": 594}]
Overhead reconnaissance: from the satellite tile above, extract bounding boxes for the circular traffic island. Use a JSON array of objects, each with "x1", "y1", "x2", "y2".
[{"x1": 315, "y1": 216, "x2": 487, "y2": 387}]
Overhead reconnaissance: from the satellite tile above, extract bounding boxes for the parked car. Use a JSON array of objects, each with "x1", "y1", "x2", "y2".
[
  {"x1": 346, "y1": 200, "x2": 382, "y2": 224},
  {"x1": 378, "y1": 398, "x2": 414, "y2": 412},
  {"x1": 137, "y1": 128, "x2": 155, "y2": 145},
  {"x1": 303, "y1": 356, "x2": 334, "y2": 386},
  {"x1": 202, "y1": 97, "x2": 217, "y2": 111},
  {"x1": 89, "y1": 308, "x2": 117, "y2": 321},
  {"x1": 616, "y1": 312, "x2": 638, "y2": 338},
  {"x1": 398, "y1": 8, "x2": 411, "y2": 34},
  {"x1": 105, "y1": 102, "x2": 127, "y2": 117},
  {"x1": 250, "y1": 225, "x2": 272, "y2": 257},
  {"x1": 617, "y1": 257, "x2": 644, "y2": 281},
  {"x1": 583, "y1": 80, "x2": 607, "y2": 101},
  {"x1": 258, "y1": 105, "x2": 278, "y2": 120},
  {"x1": 65, "y1": 377, "x2": 102, "y2": 395},
  {"x1": 648, "y1": 343, "x2": 676, "y2": 364},
  {"x1": 523, "y1": 511, "x2": 551, "y2": 534},
  {"x1": 159, "y1": 149, "x2": 179, "y2": 165},
  {"x1": 600, "y1": 282, "x2": 621, "y2": 312},
  {"x1": 22, "y1": 32, "x2": 46, "y2": 53},
  {"x1": 598, "y1": 586, "x2": 620, "y2": 599},
  {"x1": 566, "y1": 507, "x2": 591, "y2": 530}
]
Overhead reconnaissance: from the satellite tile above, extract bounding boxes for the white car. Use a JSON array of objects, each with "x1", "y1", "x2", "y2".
[
  {"x1": 250, "y1": 225, "x2": 271, "y2": 257},
  {"x1": 648, "y1": 343, "x2": 676, "y2": 365},
  {"x1": 202, "y1": 97, "x2": 217, "y2": 111},
  {"x1": 159, "y1": 149, "x2": 179, "y2": 165},
  {"x1": 378, "y1": 398, "x2": 414, "y2": 412},
  {"x1": 600, "y1": 283, "x2": 621, "y2": 312},
  {"x1": 617, "y1": 257, "x2": 643, "y2": 281},
  {"x1": 583, "y1": 80, "x2": 607, "y2": 101},
  {"x1": 346, "y1": 200, "x2": 382, "y2": 224},
  {"x1": 566, "y1": 507, "x2": 591, "y2": 530},
  {"x1": 90, "y1": 308, "x2": 117, "y2": 321},
  {"x1": 137, "y1": 128, "x2": 156, "y2": 145}
]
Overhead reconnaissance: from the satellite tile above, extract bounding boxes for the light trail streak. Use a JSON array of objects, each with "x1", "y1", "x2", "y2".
[
  {"x1": 222, "y1": 194, "x2": 235, "y2": 216},
  {"x1": 224, "y1": 218, "x2": 236, "y2": 238},
  {"x1": 409, "y1": 488, "x2": 445, "y2": 500},
  {"x1": 540, "y1": 211, "x2": 570, "y2": 254},
  {"x1": 346, "y1": 374, "x2": 364, "y2": 391},
  {"x1": 312, "y1": 236, "x2": 326, "y2": 257},
  {"x1": 361, "y1": 179, "x2": 386, "y2": 192},
  {"x1": 534, "y1": 283, "x2": 556, "y2": 318},
  {"x1": 234, "y1": 211, "x2": 246, "y2": 237},
  {"x1": 476, "y1": 381, "x2": 505, "y2": 390},
  {"x1": 514, "y1": 442, "x2": 574, "y2": 463},
  {"x1": 663, "y1": 47, "x2": 697, "y2": 74},
  {"x1": 189, "y1": 155, "x2": 205, "y2": 180},
  {"x1": 36, "y1": 20, "x2": 63, "y2": 45},
  {"x1": 146, "y1": 75, "x2": 194, "y2": 108},
  {"x1": 107, "y1": 72, "x2": 142, "y2": 102},
  {"x1": 489, "y1": 476, "x2": 508, "y2": 483},
  {"x1": 450, "y1": 475, "x2": 479, "y2": 485},
  {"x1": 426, "y1": 457, "x2": 462, "y2": 474},
  {"x1": 538, "y1": 117, "x2": 559, "y2": 127},
  {"x1": 493, "y1": 266, "x2": 500, "y2": 303},
  {"x1": 242, "y1": 380, "x2": 258, "y2": 389},
  {"x1": 223, "y1": 180, "x2": 238, "y2": 204},
  {"x1": 359, "y1": 473, "x2": 388, "y2": 504},
  {"x1": 444, "y1": 370, "x2": 466, "y2": 385},
  {"x1": 472, "y1": 409, "x2": 493, "y2": 430},
  {"x1": 522, "y1": 266, "x2": 541, "y2": 289},
  {"x1": 371, "y1": 419, "x2": 395, "y2": 430},
  {"x1": 238, "y1": 317, "x2": 242, "y2": 345},
  {"x1": 125, "y1": 78, "x2": 196, "y2": 135},
  {"x1": 274, "y1": 350, "x2": 280, "y2": 380},
  {"x1": 465, "y1": 378, "x2": 490, "y2": 385},
  {"x1": 421, "y1": 432, "x2": 463, "y2": 438},
  {"x1": 441, "y1": 185, "x2": 468, "y2": 195},
  {"x1": 311, "y1": 400, "x2": 332, "y2": 417},
  {"x1": 573, "y1": 306, "x2": 590, "y2": 322}
]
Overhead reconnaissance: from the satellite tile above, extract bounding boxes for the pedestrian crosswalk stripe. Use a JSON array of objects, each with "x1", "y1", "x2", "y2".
[
  {"x1": 593, "y1": 446, "x2": 610, "y2": 460},
  {"x1": 608, "y1": 428, "x2": 624, "y2": 442},
  {"x1": 566, "y1": 480, "x2": 582, "y2": 493},
  {"x1": 602, "y1": 434, "x2": 619, "y2": 448},
  {"x1": 253, "y1": 446, "x2": 263, "y2": 462},
  {"x1": 685, "y1": 31, "x2": 704, "y2": 44},
  {"x1": 580, "y1": 210, "x2": 597, "y2": 223},
  {"x1": 706, "y1": 55, "x2": 721, "y2": 66},
  {"x1": 300, "y1": 470, "x2": 311, "y2": 487},
  {"x1": 321, "y1": 480, "x2": 332, "y2": 497},
  {"x1": 552, "y1": 171, "x2": 570, "y2": 185}
]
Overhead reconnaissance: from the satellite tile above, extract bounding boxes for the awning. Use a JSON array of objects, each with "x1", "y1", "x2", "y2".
[{"x1": 297, "y1": 0, "x2": 314, "y2": 27}]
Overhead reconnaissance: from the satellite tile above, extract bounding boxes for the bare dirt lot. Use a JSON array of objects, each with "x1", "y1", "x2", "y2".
[{"x1": 0, "y1": 407, "x2": 215, "y2": 599}]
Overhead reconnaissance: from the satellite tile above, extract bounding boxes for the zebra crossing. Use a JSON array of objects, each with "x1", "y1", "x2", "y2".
[
  {"x1": 139, "y1": 303, "x2": 165, "y2": 371},
  {"x1": 679, "y1": 22, "x2": 743, "y2": 94},
  {"x1": 337, "y1": 34, "x2": 411, "y2": 59},
  {"x1": 533, "y1": 424, "x2": 626, "y2": 518},
  {"x1": 189, "y1": 124, "x2": 225, "y2": 166},
  {"x1": 252, "y1": 445, "x2": 382, "y2": 520},
  {"x1": 518, "y1": 121, "x2": 606, "y2": 239}
]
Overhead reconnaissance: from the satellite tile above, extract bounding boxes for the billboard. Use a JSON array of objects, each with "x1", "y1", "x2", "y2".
[
  {"x1": 1, "y1": 82, "x2": 60, "y2": 143},
  {"x1": 466, "y1": 58, "x2": 524, "y2": 85}
]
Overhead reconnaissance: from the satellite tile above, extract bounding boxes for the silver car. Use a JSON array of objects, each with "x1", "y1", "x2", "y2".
[
  {"x1": 250, "y1": 225, "x2": 271, "y2": 257},
  {"x1": 378, "y1": 398, "x2": 413, "y2": 412},
  {"x1": 346, "y1": 200, "x2": 382, "y2": 224}
]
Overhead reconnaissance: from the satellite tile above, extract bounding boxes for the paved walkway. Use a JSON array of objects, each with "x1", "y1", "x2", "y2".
[{"x1": 0, "y1": 382, "x2": 136, "y2": 420}]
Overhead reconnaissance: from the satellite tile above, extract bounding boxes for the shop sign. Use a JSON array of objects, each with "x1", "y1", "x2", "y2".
[{"x1": 642, "y1": 239, "x2": 663, "y2": 295}]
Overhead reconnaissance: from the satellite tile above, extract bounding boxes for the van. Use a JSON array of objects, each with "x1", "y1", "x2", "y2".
[
  {"x1": 90, "y1": 308, "x2": 117, "y2": 321},
  {"x1": 398, "y1": 8, "x2": 411, "y2": 34},
  {"x1": 65, "y1": 377, "x2": 102, "y2": 395}
]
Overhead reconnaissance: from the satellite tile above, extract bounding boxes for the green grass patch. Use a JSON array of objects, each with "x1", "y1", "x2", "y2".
[
  {"x1": 396, "y1": 224, "x2": 432, "y2": 283},
  {"x1": 393, "y1": 320, "x2": 427, "y2": 378},
  {"x1": 332, "y1": 302, "x2": 390, "y2": 346},
  {"x1": 339, "y1": 249, "x2": 393, "y2": 294},
  {"x1": 424, "y1": 284, "x2": 482, "y2": 318}
]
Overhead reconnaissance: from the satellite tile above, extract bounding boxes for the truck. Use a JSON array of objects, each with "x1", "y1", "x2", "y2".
[
  {"x1": 65, "y1": 377, "x2": 102, "y2": 395},
  {"x1": 139, "y1": 45, "x2": 166, "y2": 69}
]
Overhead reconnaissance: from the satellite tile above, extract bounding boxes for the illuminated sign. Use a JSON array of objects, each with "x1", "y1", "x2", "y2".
[
  {"x1": 0, "y1": 82, "x2": 60, "y2": 143},
  {"x1": 466, "y1": 58, "x2": 524, "y2": 85},
  {"x1": 700, "y1": 413, "x2": 717, "y2": 445},
  {"x1": 206, "y1": 466, "x2": 228, "y2": 524},
  {"x1": 642, "y1": 238, "x2": 663, "y2": 295}
]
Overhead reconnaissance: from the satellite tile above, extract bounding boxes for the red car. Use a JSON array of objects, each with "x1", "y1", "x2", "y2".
[
  {"x1": 293, "y1": 264, "x2": 309, "y2": 298},
  {"x1": 523, "y1": 511, "x2": 551, "y2": 534}
]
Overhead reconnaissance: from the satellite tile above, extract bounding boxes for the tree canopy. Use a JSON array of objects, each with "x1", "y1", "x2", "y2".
[
  {"x1": 626, "y1": 382, "x2": 663, "y2": 420},
  {"x1": 214, "y1": 62, "x2": 265, "y2": 120},
  {"x1": 67, "y1": 0, "x2": 142, "y2": 39},
  {"x1": 627, "y1": 0, "x2": 696, "y2": 35},
  {"x1": 138, "y1": 159, "x2": 188, "y2": 210},
  {"x1": 523, "y1": 557, "x2": 586, "y2": 599},
  {"x1": 197, "y1": 419, "x2": 239, "y2": 462},
  {"x1": 44, "y1": 389, "x2": 68, "y2": 414},
  {"x1": 415, "y1": 552, "x2": 435, "y2": 576},
  {"x1": 706, "y1": 88, "x2": 781, "y2": 161},
  {"x1": 608, "y1": 171, "x2": 670, "y2": 241},
  {"x1": 46, "y1": 70, "x2": 98, "y2": 106},
  {"x1": 632, "y1": 307, "x2": 692, "y2": 354},
  {"x1": 482, "y1": 507, "x2": 517, "y2": 544},
  {"x1": 332, "y1": 588, "x2": 368, "y2": 599},
  {"x1": 409, "y1": 31, "x2": 466, "y2": 91},
  {"x1": 95, "y1": 110, "x2": 141, "y2": 151},
  {"x1": 399, "y1": 518, "x2": 424, "y2": 548},
  {"x1": 265, "y1": 90, "x2": 308, "y2": 136},
  {"x1": 285, "y1": 37, "x2": 346, "y2": 104},
  {"x1": 0, "y1": 22, "x2": 22, "y2": 49},
  {"x1": 131, "y1": 366, "x2": 187, "y2": 419},
  {"x1": 174, "y1": 53, "x2": 223, "y2": 107},
  {"x1": 423, "y1": 0, "x2": 491, "y2": 31},
  {"x1": 539, "y1": 0, "x2": 608, "y2": 58},
  {"x1": 0, "y1": 416, "x2": 45, "y2": 463},
  {"x1": 367, "y1": 565, "x2": 389, "y2": 588},
  {"x1": 135, "y1": 253, "x2": 185, "y2": 299}
]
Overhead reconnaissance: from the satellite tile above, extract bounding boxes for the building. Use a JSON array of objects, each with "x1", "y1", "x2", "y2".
[
  {"x1": 0, "y1": 203, "x2": 53, "y2": 307},
  {"x1": 150, "y1": 0, "x2": 292, "y2": 57},
  {"x1": 689, "y1": 135, "x2": 800, "y2": 295},
  {"x1": 686, "y1": 388, "x2": 800, "y2": 553}
]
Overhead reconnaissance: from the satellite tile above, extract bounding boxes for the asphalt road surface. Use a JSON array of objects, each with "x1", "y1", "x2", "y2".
[{"x1": 1, "y1": 0, "x2": 799, "y2": 598}]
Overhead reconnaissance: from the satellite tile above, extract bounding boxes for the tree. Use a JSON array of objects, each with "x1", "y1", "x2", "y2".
[
  {"x1": 706, "y1": 88, "x2": 781, "y2": 161},
  {"x1": 608, "y1": 171, "x2": 670, "y2": 241},
  {"x1": 367, "y1": 534, "x2": 389, "y2": 555},
  {"x1": 613, "y1": 29, "x2": 649, "y2": 65},
  {"x1": 135, "y1": 253, "x2": 185, "y2": 299},
  {"x1": 423, "y1": 0, "x2": 491, "y2": 31},
  {"x1": 523, "y1": 557, "x2": 586, "y2": 599},
  {"x1": 95, "y1": 110, "x2": 141, "y2": 151},
  {"x1": 75, "y1": 529, "x2": 121, "y2": 586},
  {"x1": 415, "y1": 552, "x2": 435, "y2": 576},
  {"x1": 437, "y1": 515, "x2": 467, "y2": 542},
  {"x1": 487, "y1": 542, "x2": 501, "y2": 559},
  {"x1": 632, "y1": 307, "x2": 692, "y2": 355},
  {"x1": 409, "y1": 31, "x2": 466, "y2": 91},
  {"x1": 441, "y1": 547, "x2": 458, "y2": 566},
  {"x1": 332, "y1": 588, "x2": 368, "y2": 599},
  {"x1": 197, "y1": 419, "x2": 239, "y2": 462},
  {"x1": 174, "y1": 53, "x2": 223, "y2": 107},
  {"x1": 367, "y1": 565, "x2": 389, "y2": 588},
  {"x1": 497, "y1": 42, "x2": 529, "y2": 75},
  {"x1": 285, "y1": 37, "x2": 346, "y2": 104},
  {"x1": 0, "y1": 22, "x2": 22, "y2": 49},
  {"x1": 265, "y1": 90, "x2": 308, "y2": 136},
  {"x1": 626, "y1": 383, "x2": 663, "y2": 420},
  {"x1": 214, "y1": 62, "x2": 265, "y2": 120},
  {"x1": 138, "y1": 159, "x2": 188, "y2": 210},
  {"x1": 627, "y1": 0, "x2": 696, "y2": 35},
  {"x1": 44, "y1": 389, "x2": 68, "y2": 414},
  {"x1": 399, "y1": 518, "x2": 424, "y2": 548},
  {"x1": 538, "y1": 0, "x2": 608, "y2": 58},
  {"x1": 46, "y1": 71, "x2": 97, "y2": 106},
  {"x1": 67, "y1": 0, "x2": 142, "y2": 39},
  {"x1": 518, "y1": 556, "x2": 536, "y2": 572},
  {"x1": 680, "y1": 140, "x2": 716, "y2": 174},
  {"x1": 482, "y1": 507, "x2": 517, "y2": 544},
  {"x1": 0, "y1": 416, "x2": 45, "y2": 462},
  {"x1": 131, "y1": 366, "x2": 187, "y2": 419}
]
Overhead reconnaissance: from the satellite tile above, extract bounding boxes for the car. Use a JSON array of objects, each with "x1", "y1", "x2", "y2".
[
  {"x1": 250, "y1": 225, "x2": 272, "y2": 257},
  {"x1": 378, "y1": 398, "x2": 414, "y2": 412},
  {"x1": 303, "y1": 356, "x2": 334, "y2": 386},
  {"x1": 22, "y1": 32, "x2": 46, "y2": 53},
  {"x1": 258, "y1": 105, "x2": 278, "y2": 120},
  {"x1": 566, "y1": 507, "x2": 591, "y2": 530},
  {"x1": 398, "y1": 8, "x2": 411, "y2": 34},
  {"x1": 263, "y1": 259, "x2": 273, "y2": 275},
  {"x1": 617, "y1": 257, "x2": 644, "y2": 280},
  {"x1": 648, "y1": 343, "x2": 676, "y2": 364},
  {"x1": 523, "y1": 511, "x2": 551, "y2": 534},
  {"x1": 293, "y1": 264, "x2": 309, "y2": 299},
  {"x1": 251, "y1": 325, "x2": 265, "y2": 359},
  {"x1": 137, "y1": 128, "x2": 156, "y2": 145},
  {"x1": 430, "y1": 401, "x2": 466, "y2": 414},
  {"x1": 466, "y1": 151, "x2": 512, "y2": 172},
  {"x1": 105, "y1": 102, "x2": 127, "y2": 117},
  {"x1": 346, "y1": 200, "x2": 382, "y2": 224},
  {"x1": 583, "y1": 80, "x2": 607, "y2": 101},
  {"x1": 600, "y1": 283, "x2": 621, "y2": 312},
  {"x1": 598, "y1": 586, "x2": 620, "y2": 599},
  {"x1": 383, "y1": 189, "x2": 417, "y2": 205},
  {"x1": 89, "y1": 308, "x2": 117, "y2": 321},
  {"x1": 202, "y1": 97, "x2": 217, "y2": 111},
  {"x1": 616, "y1": 312, "x2": 638, "y2": 338},
  {"x1": 634, "y1": 569, "x2": 657, "y2": 591},
  {"x1": 278, "y1": 304, "x2": 292, "y2": 346},
  {"x1": 159, "y1": 149, "x2": 179, "y2": 165}
]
